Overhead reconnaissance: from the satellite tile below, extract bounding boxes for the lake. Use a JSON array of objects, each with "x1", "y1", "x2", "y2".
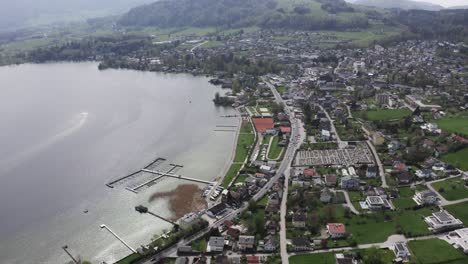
[{"x1": 0, "y1": 62, "x2": 238, "y2": 264}]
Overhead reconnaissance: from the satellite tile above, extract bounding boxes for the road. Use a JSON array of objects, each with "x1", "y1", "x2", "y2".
[
  {"x1": 264, "y1": 78, "x2": 306, "y2": 264},
  {"x1": 426, "y1": 176, "x2": 468, "y2": 206},
  {"x1": 190, "y1": 41, "x2": 208, "y2": 54},
  {"x1": 140, "y1": 78, "x2": 304, "y2": 264},
  {"x1": 336, "y1": 190, "x2": 360, "y2": 215},
  {"x1": 316, "y1": 104, "x2": 342, "y2": 144},
  {"x1": 360, "y1": 124, "x2": 388, "y2": 188}
]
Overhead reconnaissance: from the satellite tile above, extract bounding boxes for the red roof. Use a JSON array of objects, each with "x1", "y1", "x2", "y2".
[
  {"x1": 252, "y1": 118, "x2": 274, "y2": 133},
  {"x1": 394, "y1": 163, "x2": 407, "y2": 171},
  {"x1": 246, "y1": 256, "x2": 261, "y2": 264},
  {"x1": 327, "y1": 223, "x2": 346, "y2": 235},
  {"x1": 280, "y1": 126, "x2": 291, "y2": 133},
  {"x1": 303, "y1": 169, "x2": 317, "y2": 177}
]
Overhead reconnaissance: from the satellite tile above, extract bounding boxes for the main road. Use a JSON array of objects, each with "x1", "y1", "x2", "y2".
[
  {"x1": 263, "y1": 78, "x2": 306, "y2": 264},
  {"x1": 139, "y1": 78, "x2": 304, "y2": 264}
]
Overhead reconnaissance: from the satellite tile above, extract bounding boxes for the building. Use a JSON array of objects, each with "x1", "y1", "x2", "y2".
[
  {"x1": 341, "y1": 175, "x2": 360, "y2": 190},
  {"x1": 365, "y1": 196, "x2": 391, "y2": 210},
  {"x1": 291, "y1": 237, "x2": 311, "y2": 251},
  {"x1": 367, "y1": 166, "x2": 378, "y2": 178},
  {"x1": 263, "y1": 237, "x2": 278, "y2": 252},
  {"x1": 376, "y1": 93, "x2": 394, "y2": 107},
  {"x1": 292, "y1": 212, "x2": 307, "y2": 228},
  {"x1": 178, "y1": 212, "x2": 200, "y2": 229},
  {"x1": 237, "y1": 235, "x2": 255, "y2": 251},
  {"x1": 207, "y1": 236, "x2": 225, "y2": 252},
  {"x1": 446, "y1": 228, "x2": 468, "y2": 253},
  {"x1": 320, "y1": 188, "x2": 333, "y2": 203},
  {"x1": 393, "y1": 242, "x2": 411, "y2": 261},
  {"x1": 327, "y1": 223, "x2": 346, "y2": 239},
  {"x1": 335, "y1": 253, "x2": 358, "y2": 264},
  {"x1": 413, "y1": 190, "x2": 438, "y2": 206},
  {"x1": 425, "y1": 210, "x2": 463, "y2": 232}
]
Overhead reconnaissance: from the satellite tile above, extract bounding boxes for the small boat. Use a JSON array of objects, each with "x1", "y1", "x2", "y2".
[{"x1": 83, "y1": 209, "x2": 88, "y2": 214}]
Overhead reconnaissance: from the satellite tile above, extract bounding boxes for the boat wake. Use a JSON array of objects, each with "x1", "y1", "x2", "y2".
[{"x1": 0, "y1": 112, "x2": 89, "y2": 174}]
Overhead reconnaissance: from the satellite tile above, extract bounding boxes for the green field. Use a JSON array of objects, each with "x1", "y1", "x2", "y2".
[
  {"x1": 115, "y1": 253, "x2": 143, "y2": 264},
  {"x1": 445, "y1": 201, "x2": 468, "y2": 225},
  {"x1": 355, "y1": 108, "x2": 412, "y2": 121},
  {"x1": 435, "y1": 113, "x2": 468, "y2": 136},
  {"x1": 409, "y1": 239, "x2": 468, "y2": 264},
  {"x1": 432, "y1": 177, "x2": 468, "y2": 201},
  {"x1": 221, "y1": 163, "x2": 243, "y2": 188},
  {"x1": 267, "y1": 136, "x2": 284, "y2": 160},
  {"x1": 201, "y1": 41, "x2": 224, "y2": 48},
  {"x1": 392, "y1": 187, "x2": 418, "y2": 209},
  {"x1": 234, "y1": 122, "x2": 256, "y2": 163},
  {"x1": 442, "y1": 147, "x2": 468, "y2": 171},
  {"x1": 290, "y1": 253, "x2": 335, "y2": 264}
]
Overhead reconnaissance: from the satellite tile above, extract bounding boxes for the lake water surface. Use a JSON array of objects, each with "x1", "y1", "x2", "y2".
[{"x1": 0, "y1": 62, "x2": 237, "y2": 264}]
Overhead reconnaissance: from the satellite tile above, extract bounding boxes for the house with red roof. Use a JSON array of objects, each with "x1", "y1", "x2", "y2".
[{"x1": 327, "y1": 223, "x2": 347, "y2": 239}]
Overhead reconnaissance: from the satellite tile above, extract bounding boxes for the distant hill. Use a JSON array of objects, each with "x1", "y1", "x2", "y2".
[
  {"x1": 353, "y1": 0, "x2": 443, "y2": 11},
  {"x1": 449, "y1": 5, "x2": 468, "y2": 10},
  {"x1": 119, "y1": 0, "x2": 371, "y2": 31},
  {"x1": 0, "y1": 0, "x2": 155, "y2": 31}
]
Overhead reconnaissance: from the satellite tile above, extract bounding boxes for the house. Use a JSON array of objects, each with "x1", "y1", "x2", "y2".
[
  {"x1": 292, "y1": 212, "x2": 307, "y2": 228},
  {"x1": 246, "y1": 256, "x2": 261, "y2": 264},
  {"x1": 395, "y1": 172, "x2": 411, "y2": 185},
  {"x1": 226, "y1": 226, "x2": 241, "y2": 240},
  {"x1": 179, "y1": 212, "x2": 201, "y2": 229},
  {"x1": 365, "y1": 196, "x2": 391, "y2": 210},
  {"x1": 325, "y1": 174, "x2": 337, "y2": 187},
  {"x1": 415, "y1": 169, "x2": 434, "y2": 179},
  {"x1": 393, "y1": 242, "x2": 411, "y2": 261},
  {"x1": 413, "y1": 190, "x2": 438, "y2": 206},
  {"x1": 208, "y1": 203, "x2": 227, "y2": 218},
  {"x1": 237, "y1": 235, "x2": 255, "y2": 251},
  {"x1": 446, "y1": 228, "x2": 468, "y2": 253},
  {"x1": 425, "y1": 210, "x2": 463, "y2": 232},
  {"x1": 263, "y1": 236, "x2": 278, "y2": 252},
  {"x1": 341, "y1": 175, "x2": 360, "y2": 190},
  {"x1": 366, "y1": 165, "x2": 378, "y2": 178},
  {"x1": 335, "y1": 253, "x2": 358, "y2": 264},
  {"x1": 320, "y1": 188, "x2": 333, "y2": 203},
  {"x1": 207, "y1": 236, "x2": 225, "y2": 252},
  {"x1": 327, "y1": 223, "x2": 346, "y2": 239},
  {"x1": 291, "y1": 237, "x2": 311, "y2": 251}
]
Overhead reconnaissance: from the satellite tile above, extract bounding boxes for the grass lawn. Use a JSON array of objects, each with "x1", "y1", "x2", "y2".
[
  {"x1": 442, "y1": 147, "x2": 468, "y2": 171},
  {"x1": 435, "y1": 113, "x2": 468, "y2": 137},
  {"x1": 393, "y1": 187, "x2": 417, "y2": 209},
  {"x1": 277, "y1": 86, "x2": 288, "y2": 94},
  {"x1": 221, "y1": 163, "x2": 243, "y2": 188},
  {"x1": 234, "y1": 122, "x2": 255, "y2": 163},
  {"x1": 191, "y1": 238, "x2": 207, "y2": 252},
  {"x1": 432, "y1": 177, "x2": 468, "y2": 201},
  {"x1": 115, "y1": 253, "x2": 143, "y2": 264},
  {"x1": 354, "y1": 108, "x2": 411, "y2": 121},
  {"x1": 445, "y1": 201, "x2": 468, "y2": 225},
  {"x1": 201, "y1": 40, "x2": 224, "y2": 48},
  {"x1": 267, "y1": 136, "x2": 284, "y2": 160},
  {"x1": 409, "y1": 239, "x2": 468, "y2": 264},
  {"x1": 289, "y1": 253, "x2": 335, "y2": 264}
]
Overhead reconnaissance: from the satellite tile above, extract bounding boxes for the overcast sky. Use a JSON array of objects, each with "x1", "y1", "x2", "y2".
[{"x1": 422, "y1": 0, "x2": 468, "y2": 7}]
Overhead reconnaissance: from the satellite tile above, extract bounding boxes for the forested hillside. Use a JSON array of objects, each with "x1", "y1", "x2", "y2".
[{"x1": 119, "y1": 0, "x2": 371, "y2": 30}]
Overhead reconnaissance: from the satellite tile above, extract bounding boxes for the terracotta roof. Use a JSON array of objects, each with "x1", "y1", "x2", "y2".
[
  {"x1": 303, "y1": 169, "x2": 317, "y2": 177},
  {"x1": 327, "y1": 223, "x2": 346, "y2": 235},
  {"x1": 280, "y1": 126, "x2": 291, "y2": 133}
]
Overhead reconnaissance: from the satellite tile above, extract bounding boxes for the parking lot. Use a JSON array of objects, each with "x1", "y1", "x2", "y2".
[{"x1": 294, "y1": 145, "x2": 375, "y2": 166}]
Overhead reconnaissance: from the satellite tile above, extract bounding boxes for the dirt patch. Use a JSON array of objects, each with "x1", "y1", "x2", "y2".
[{"x1": 148, "y1": 184, "x2": 207, "y2": 220}]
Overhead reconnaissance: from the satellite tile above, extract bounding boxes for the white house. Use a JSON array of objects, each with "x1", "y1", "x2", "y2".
[
  {"x1": 237, "y1": 235, "x2": 255, "y2": 251},
  {"x1": 413, "y1": 190, "x2": 438, "y2": 206},
  {"x1": 393, "y1": 241, "x2": 411, "y2": 261},
  {"x1": 365, "y1": 196, "x2": 391, "y2": 210},
  {"x1": 207, "y1": 236, "x2": 225, "y2": 252},
  {"x1": 446, "y1": 228, "x2": 468, "y2": 254},
  {"x1": 425, "y1": 210, "x2": 463, "y2": 232}
]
